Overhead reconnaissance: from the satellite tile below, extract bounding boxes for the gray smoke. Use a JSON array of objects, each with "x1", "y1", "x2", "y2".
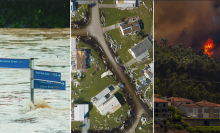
[{"x1": 155, "y1": 1, "x2": 220, "y2": 58}]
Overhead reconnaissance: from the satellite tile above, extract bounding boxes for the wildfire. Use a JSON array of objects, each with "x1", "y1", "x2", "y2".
[{"x1": 203, "y1": 38, "x2": 214, "y2": 57}]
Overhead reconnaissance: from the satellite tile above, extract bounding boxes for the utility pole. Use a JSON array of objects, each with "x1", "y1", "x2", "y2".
[{"x1": 30, "y1": 58, "x2": 34, "y2": 103}]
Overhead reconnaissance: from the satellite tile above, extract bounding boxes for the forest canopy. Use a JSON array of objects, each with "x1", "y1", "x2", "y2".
[
  {"x1": 154, "y1": 39, "x2": 220, "y2": 104},
  {"x1": 0, "y1": 0, "x2": 69, "y2": 28}
]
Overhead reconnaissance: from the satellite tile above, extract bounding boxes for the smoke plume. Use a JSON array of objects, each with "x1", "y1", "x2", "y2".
[{"x1": 155, "y1": 1, "x2": 220, "y2": 58}]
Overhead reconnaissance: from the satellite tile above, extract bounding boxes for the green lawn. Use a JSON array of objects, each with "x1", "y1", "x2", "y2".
[
  {"x1": 106, "y1": 29, "x2": 143, "y2": 63},
  {"x1": 106, "y1": 28, "x2": 153, "y2": 64},
  {"x1": 71, "y1": 121, "x2": 83, "y2": 132},
  {"x1": 145, "y1": 85, "x2": 153, "y2": 99},
  {"x1": 100, "y1": 3, "x2": 153, "y2": 34},
  {"x1": 135, "y1": 114, "x2": 153, "y2": 133},
  {"x1": 71, "y1": 41, "x2": 128, "y2": 130},
  {"x1": 71, "y1": 41, "x2": 117, "y2": 103}
]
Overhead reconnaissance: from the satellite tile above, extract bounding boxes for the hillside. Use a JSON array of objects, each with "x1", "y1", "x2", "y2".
[{"x1": 154, "y1": 39, "x2": 220, "y2": 104}]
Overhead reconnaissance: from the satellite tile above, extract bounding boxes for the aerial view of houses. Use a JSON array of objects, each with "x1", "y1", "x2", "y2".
[{"x1": 71, "y1": 0, "x2": 153, "y2": 132}]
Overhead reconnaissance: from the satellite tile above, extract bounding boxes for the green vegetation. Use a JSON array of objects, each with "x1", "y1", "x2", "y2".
[
  {"x1": 106, "y1": 29, "x2": 152, "y2": 64},
  {"x1": 71, "y1": 121, "x2": 83, "y2": 132},
  {"x1": 71, "y1": 41, "x2": 117, "y2": 102},
  {"x1": 184, "y1": 118, "x2": 220, "y2": 120},
  {"x1": 71, "y1": 41, "x2": 128, "y2": 130},
  {"x1": 155, "y1": 39, "x2": 220, "y2": 104},
  {"x1": 160, "y1": 106, "x2": 186, "y2": 131},
  {"x1": 135, "y1": 114, "x2": 153, "y2": 133},
  {"x1": 71, "y1": 4, "x2": 91, "y2": 22},
  {"x1": 0, "y1": 0, "x2": 69, "y2": 28},
  {"x1": 100, "y1": 2, "x2": 153, "y2": 34},
  {"x1": 145, "y1": 85, "x2": 153, "y2": 99},
  {"x1": 188, "y1": 126, "x2": 220, "y2": 133}
]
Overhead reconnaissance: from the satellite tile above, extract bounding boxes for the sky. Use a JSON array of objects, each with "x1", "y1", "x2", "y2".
[{"x1": 155, "y1": 1, "x2": 220, "y2": 58}]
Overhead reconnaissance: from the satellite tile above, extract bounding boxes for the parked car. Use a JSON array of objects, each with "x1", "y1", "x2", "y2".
[{"x1": 119, "y1": 65, "x2": 124, "y2": 71}]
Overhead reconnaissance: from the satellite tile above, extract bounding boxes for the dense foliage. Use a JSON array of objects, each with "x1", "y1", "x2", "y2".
[
  {"x1": 154, "y1": 39, "x2": 220, "y2": 104},
  {"x1": 0, "y1": 0, "x2": 69, "y2": 28},
  {"x1": 186, "y1": 126, "x2": 220, "y2": 133}
]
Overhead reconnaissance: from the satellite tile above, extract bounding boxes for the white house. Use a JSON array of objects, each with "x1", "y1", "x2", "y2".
[
  {"x1": 128, "y1": 37, "x2": 152, "y2": 62},
  {"x1": 74, "y1": 104, "x2": 89, "y2": 121},
  {"x1": 116, "y1": 0, "x2": 136, "y2": 8},
  {"x1": 97, "y1": 95, "x2": 121, "y2": 115},
  {"x1": 177, "y1": 100, "x2": 220, "y2": 118},
  {"x1": 93, "y1": 85, "x2": 121, "y2": 115}
]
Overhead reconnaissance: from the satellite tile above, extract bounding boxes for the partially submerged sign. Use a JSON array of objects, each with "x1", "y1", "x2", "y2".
[
  {"x1": 33, "y1": 80, "x2": 66, "y2": 90},
  {"x1": 33, "y1": 70, "x2": 61, "y2": 82},
  {"x1": 0, "y1": 58, "x2": 30, "y2": 69}
]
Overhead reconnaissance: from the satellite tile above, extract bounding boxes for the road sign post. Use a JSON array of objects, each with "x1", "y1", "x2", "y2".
[
  {"x1": 0, "y1": 58, "x2": 65, "y2": 103},
  {"x1": 33, "y1": 80, "x2": 66, "y2": 90},
  {"x1": 30, "y1": 58, "x2": 34, "y2": 103},
  {"x1": 32, "y1": 70, "x2": 61, "y2": 82},
  {"x1": 0, "y1": 58, "x2": 30, "y2": 69}
]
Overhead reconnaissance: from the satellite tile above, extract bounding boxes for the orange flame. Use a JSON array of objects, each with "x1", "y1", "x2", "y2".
[{"x1": 203, "y1": 38, "x2": 214, "y2": 57}]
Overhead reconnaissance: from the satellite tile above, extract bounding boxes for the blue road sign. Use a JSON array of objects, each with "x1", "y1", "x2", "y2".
[
  {"x1": 33, "y1": 70, "x2": 61, "y2": 82},
  {"x1": 33, "y1": 80, "x2": 65, "y2": 90},
  {"x1": 0, "y1": 58, "x2": 29, "y2": 69}
]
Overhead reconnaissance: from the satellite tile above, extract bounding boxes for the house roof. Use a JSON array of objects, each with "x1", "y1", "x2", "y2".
[
  {"x1": 154, "y1": 98, "x2": 168, "y2": 103},
  {"x1": 121, "y1": 21, "x2": 141, "y2": 35},
  {"x1": 76, "y1": 50, "x2": 86, "y2": 70},
  {"x1": 98, "y1": 95, "x2": 121, "y2": 115},
  {"x1": 95, "y1": 87, "x2": 111, "y2": 101},
  {"x1": 168, "y1": 130, "x2": 188, "y2": 133},
  {"x1": 132, "y1": 21, "x2": 141, "y2": 32},
  {"x1": 179, "y1": 100, "x2": 220, "y2": 108},
  {"x1": 123, "y1": 28, "x2": 132, "y2": 35},
  {"x1": 116, "y1": 0, "x2": 136, "y2": 5},
  {"x1": 129, "y1": 38, "x2": 152, "y2": 61},
  {"x1": 74, "y1": 104, "x2": 89, "y2": 121},
  {"x1": 121, "y1": 23, "x2": 131, "y2": 29},
  {"x1": 118, "y1": 3, "x2": 135, "y2": 8},
  {"x1": 117, "y1": 0, "x2": 124, "y2": 4},
  {"x1": 196, "y1": 100, "x2": 220, "y2": 107},
  {"x1": 167, "y1": 97, "x2": 193, "y2": 102},
  {"x1": 94, "y1": 96, "x2": 107, "y2": 107},
  {"x1": 181, "y1": 103, "x2": 202, "y2": 108}
]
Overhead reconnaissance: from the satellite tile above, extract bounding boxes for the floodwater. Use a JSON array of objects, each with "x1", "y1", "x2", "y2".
[{"x1": 0, "y1": 29, "x2": 70, "y2": 133}]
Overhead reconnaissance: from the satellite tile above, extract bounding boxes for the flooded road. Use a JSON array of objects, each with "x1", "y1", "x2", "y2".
[{"x1": 0, "y1": 28, "x2": 70, "y2": 133}]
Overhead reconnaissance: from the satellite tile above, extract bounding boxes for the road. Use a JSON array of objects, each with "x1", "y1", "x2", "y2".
[
  {"x1": 102, "y1": 23, "x2": 119, "y2": 33},
  {"x1": 72, "y1": 1, "x2": 153, "y2": 132},
  {"x1": 99, "y1": 4, "x2": 117, "y2": 8}
]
